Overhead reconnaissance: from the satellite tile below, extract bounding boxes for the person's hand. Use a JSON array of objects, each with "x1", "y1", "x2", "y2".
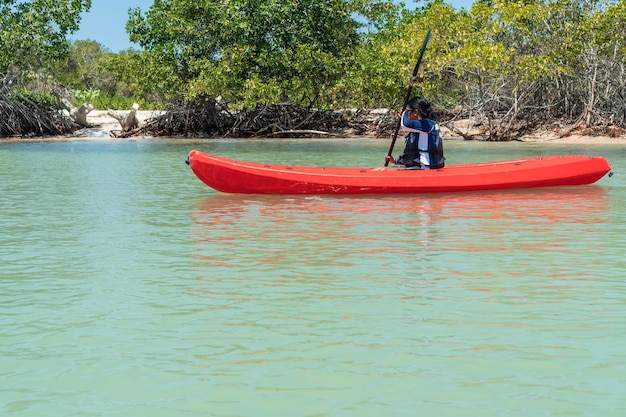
[{"x1": 385, "y1": 155, "x2": 395, "y2": 164}]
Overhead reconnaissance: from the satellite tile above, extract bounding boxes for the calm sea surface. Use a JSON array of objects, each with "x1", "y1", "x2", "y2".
[{"x1": 1, "y1": 138, "x2": 625, "y2": 417}]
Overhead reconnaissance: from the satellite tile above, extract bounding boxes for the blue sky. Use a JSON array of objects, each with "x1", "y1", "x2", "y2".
[{"x1": 70, "y1": 0, "x2": 476, "y2": 52}]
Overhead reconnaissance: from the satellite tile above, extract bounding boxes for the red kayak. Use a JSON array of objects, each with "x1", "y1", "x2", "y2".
[{"x1": 187, "y1": 150, "x2": 611, "y2": 195}]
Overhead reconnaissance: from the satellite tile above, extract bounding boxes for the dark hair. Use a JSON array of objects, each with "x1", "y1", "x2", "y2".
[{"x1": 407, "y1": 96, "x2": 436, "y2": 120}]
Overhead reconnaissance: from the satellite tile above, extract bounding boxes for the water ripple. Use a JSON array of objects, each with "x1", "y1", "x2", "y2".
[{"x1": 2, "y1": 141, "x2": 625, "y2": 417}]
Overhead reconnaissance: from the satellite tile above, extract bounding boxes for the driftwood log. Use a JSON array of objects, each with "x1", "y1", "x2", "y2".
[
  {"x1": 107, "y1": 103, "x2": 140, "y2": 132},
  {"x1": 62, "y1": 99, "x2": 94, "y2": 127}
]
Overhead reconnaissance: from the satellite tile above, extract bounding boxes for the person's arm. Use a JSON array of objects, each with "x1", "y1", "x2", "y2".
[{"x1": 401, "y1": 112, "x2": 431, "y2": 132}]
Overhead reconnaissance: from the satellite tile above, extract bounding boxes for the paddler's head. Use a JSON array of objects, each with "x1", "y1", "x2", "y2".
[{"x1": 407, "y1": 96, "x2": 435, "y2": 121}]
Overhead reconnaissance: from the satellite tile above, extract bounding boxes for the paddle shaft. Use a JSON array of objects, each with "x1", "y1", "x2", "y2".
[{"x1": 385, "y1": 29, "x2": 431, "y2": 166}]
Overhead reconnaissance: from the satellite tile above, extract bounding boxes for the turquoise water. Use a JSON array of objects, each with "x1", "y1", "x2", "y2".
[{"x1": 1, "y1": 138, "x2": 625, "y2": 416}]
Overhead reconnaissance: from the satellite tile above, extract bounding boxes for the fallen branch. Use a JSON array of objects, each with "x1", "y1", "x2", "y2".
[{"x1": 264, "y1": 129, "x2": 349, "y2": 138}]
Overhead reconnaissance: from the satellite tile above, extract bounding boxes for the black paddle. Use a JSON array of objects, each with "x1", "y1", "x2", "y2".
[{"x1": 385, "y1": 29, "x2": 432, "y2": 166}]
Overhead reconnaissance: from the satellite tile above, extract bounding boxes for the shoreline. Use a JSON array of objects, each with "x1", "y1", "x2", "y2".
[{"x1": 2, "y1": 110, "x2": 626, "y2": 145}]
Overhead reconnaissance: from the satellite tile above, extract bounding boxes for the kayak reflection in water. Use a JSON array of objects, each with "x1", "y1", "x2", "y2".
[{"x1": 385, "y1": 96, "x2": 445, "y2": 169}]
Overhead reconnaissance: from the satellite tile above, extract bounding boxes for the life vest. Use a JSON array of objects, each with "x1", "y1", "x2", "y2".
[{"x1": 400, "y1": 118, "x2": 445, "y2": 168}]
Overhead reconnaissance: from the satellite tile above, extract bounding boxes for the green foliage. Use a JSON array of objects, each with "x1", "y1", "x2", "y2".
[
  {"x1": 73, "y1": 88, "x2": 100, "y2": 103},
  {"x1": 71, "y1": 88, "x2": 155, "y2": 111},
  {"x1": 55, "y1": 40, "x2": 110, "y2": 90},
  {"x1": 54, "y1": 42, "x2": 169, "y2": 109},
  {"x1": 89, "y1": 92, "x2": 159, "y2": 111},
  {"x1": 13, "y1": 87, "x2": 61, "y2": 108},
  {"x1": 126, "y1": 0, "x2": 400, "y2": 108},
  {"x1": 0, "y1": 0, "x2": 92, "y2": 73},
  {"x1": 97, "y1": 49, "x2": 182, "y2": 106}
]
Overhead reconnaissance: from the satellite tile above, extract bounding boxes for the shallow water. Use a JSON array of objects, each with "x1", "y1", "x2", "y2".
[{"x1": 1, "y1": 138, "x2": 625, "y2": 416}]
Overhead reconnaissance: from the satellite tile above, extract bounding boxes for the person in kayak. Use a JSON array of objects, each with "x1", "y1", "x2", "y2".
[{"x1": 385, "y1": 96, "x2": 445, "y2": 169}]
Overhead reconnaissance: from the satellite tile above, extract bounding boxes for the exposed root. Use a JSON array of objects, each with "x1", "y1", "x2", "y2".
[
  {"x1": 1, "y1": 91, "x2": 78, "y2": 138},
  {"x1": 119, "y1": 100, "x2": 399, "y2": 139}
]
